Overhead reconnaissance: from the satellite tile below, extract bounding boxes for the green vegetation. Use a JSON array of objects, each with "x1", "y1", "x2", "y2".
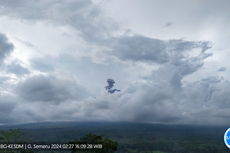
[
  {"x1": 0, "y1": 129, "x2": 32, "y2": 153},
  {"x1": 0, "y1": 129, "x2": 28, "y2": 143},
  {"x1": 0, "y1": 122, "x2": 229, "y2": 153}
]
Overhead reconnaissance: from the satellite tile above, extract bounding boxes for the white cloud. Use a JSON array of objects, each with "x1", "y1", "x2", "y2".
[{"x1": 0, "y1": 0, "x2": 229, "y2": 126}]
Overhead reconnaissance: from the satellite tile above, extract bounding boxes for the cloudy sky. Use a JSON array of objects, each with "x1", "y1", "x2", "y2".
[{"x1": 0, "y1": 0, "x2": 230, "y2": 126}]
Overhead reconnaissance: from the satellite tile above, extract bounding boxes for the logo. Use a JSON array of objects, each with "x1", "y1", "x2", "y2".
[{"x1": 224, "y1": 128, "x2": 230, "y2": 148}]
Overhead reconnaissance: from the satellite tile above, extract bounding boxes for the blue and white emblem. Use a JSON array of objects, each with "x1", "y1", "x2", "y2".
[{"x1": 224, "y1": 128, "x2": 230, "y2": 148}]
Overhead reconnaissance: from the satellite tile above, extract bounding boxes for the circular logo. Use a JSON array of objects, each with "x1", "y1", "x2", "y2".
[{"x1": 224, "y1": 128, "x2": 230, "y2": 148}]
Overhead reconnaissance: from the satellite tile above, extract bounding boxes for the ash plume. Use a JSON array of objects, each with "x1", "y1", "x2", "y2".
[{"x1": 105, "y1": 78, "x2": 121, "y2": 94}]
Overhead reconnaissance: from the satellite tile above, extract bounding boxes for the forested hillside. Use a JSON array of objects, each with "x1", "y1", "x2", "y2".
[{"x1": 0, "y1": 122, "x2": 229, "y2": 153}]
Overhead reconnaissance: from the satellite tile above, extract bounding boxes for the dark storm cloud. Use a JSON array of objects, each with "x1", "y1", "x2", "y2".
[
  {"x1": 105, "y1": 78, "x2": 121, "y2": 94},
  {"x1": 0, "y1": 0, "x2": 119, "y2": 44},
  {"x1": 90, "y1": 37, "x2": 213, "y2": 124},
  {"x1": 109, "y1": 35, "x2": 169, "y2": 64},
  {"x1": 105, "y1": 78, "x2": 115, "y2": 91},
  {"x1": 0, "y1": 101, "x2": 15, "y2": 116},
  {"x1": 218, "y1": 67, "x2": 226, "y2": 72},
  {"x1": 167, "y1": 39, "x2": 212, "y2": 53},
  {"x1": 108, "y1": 89, "x2": 121, "y2": 94},
  {"x1": 30, "y1": 60, "x2": 55, "y2": 72},
  {"x1": 109, "y1": 35, "x2": 212, "y2": 68},
  {"x1": 1, "y1": 0, "x2": 229, "y2": 126},
  {"x1": 0, "y1": 0, "x2": 92, "y2": 20},
  {"x1": 0, "y1": 97, "x2": 17, "y2": 124},
  {"x1": 201, "y1": 76, "x2": 222, "y2": 84},
  {"x1": 0, "y1": 33, "x2": 14, "y2": 64},
  {"x1": 169, "y1": 53, "x2": 212, "y2": 76},
  {"x1": 67, "y1": 8, "x2": 119, "y2": 44},
  {"x1": 7, "y1": 61, "x2": 30, "y2": 76},
  {"x1": 15, "y1": 75, "x2": 86, "y2": 103},
  {"x1": 0, "y1": 0, "x2": 213, "y2": 66}
]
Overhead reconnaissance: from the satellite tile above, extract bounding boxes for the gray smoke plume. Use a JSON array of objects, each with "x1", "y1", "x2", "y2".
[{"x1": 105, "y1": 78, "x2": 121, "y2": 94}]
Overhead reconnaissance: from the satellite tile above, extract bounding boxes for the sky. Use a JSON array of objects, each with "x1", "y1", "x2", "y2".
[{"x1": 0, "y1": 0, "x2": 230, "y2": 126}]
